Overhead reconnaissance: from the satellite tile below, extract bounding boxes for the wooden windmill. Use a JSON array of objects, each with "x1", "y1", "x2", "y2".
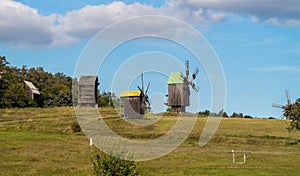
[
  {"x1": 166, "y1": 60, "x2": 199, "y2": 113},
  {"x1": 23, "y1": 80, "x2": 40, "y2": 101},
  {"x1": 120, "y1": 73, "x2": 151, "y2": 118},
  {"x1": 272, "y1": 90, "x2": 293, "y2": 119},
  {"x1": 78, "y1": 76, "x2": 99, "y2": 107}
]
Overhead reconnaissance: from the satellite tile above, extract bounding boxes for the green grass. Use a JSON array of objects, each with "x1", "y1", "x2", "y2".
[{"x1": 0, "y1": 107, "x2": 300, "y2": 175}]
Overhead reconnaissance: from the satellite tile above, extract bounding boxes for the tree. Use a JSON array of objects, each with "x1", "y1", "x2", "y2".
[
  {"x1": 0, "y1": 56, "x2": 74, "y2": 108},
  {"x1": 230, "y1": 112, "x2": 243, "y2": 118},
  {"x1": 198, "y1": 110, "x2": 210, "y2": 116},
  {"x1": 42, "y1": 85, "x2": 72, "y2": 107},
  {"x1": 98, "y1": 91, "x2": 118, "y2": 107},
  {"x1": 93, "y1": 152, "x2": 140, "y2": 176},
  {"x1": 2, "y1": 83, "x2": 36, "y2": 108},
  {"x1": 222, "y1": 111, "x2": 229, "y2": 117},
  {"x1": 286, "y1": 98, "x2": 300, "y2": 131}
]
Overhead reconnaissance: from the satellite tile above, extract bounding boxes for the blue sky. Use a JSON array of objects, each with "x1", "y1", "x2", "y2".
[{"x1": 1, "y1": 0, "x2": 300, "y2": 117}]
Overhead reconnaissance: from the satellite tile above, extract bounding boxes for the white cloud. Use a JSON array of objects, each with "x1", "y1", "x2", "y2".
[
  {"x1": 57, "y1": 2, "x2": 158, "y2": 39},
  {"x1": 266, "y1": 18, "x2": 300, "y2": 26},
  {"x1": 179, "y1": 0, "x2": 300, "y2": 18},
  {"x1": 57, "y1": 1, "x2": 226, "y2": 40},
  {"x1": 253, "y1": 66, "x2": 300, "y2": 72},
  {"x1": 178, "y1": 0, "x2": 300, "y2": 26},
  {"x1": 1, "y1": 0, "x2": 299, "y2": 48},
  {"x1": 0, "y1": 0, "x2": 227, "y2": 47},
  {"x1": 0, "y1": 0, "x2": 57, "y2": 47}
]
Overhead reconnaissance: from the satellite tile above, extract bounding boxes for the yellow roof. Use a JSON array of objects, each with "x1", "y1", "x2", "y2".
[{"x1": 120, "y1": 90, "x2": 141, "y2": 97}]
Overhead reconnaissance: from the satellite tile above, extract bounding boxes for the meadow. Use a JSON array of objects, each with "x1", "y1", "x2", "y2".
[{"x1": 0, "y1": 107, "x2": 300, "y2": 176}]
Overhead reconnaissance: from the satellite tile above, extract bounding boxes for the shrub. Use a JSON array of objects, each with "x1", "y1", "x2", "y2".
[
  {"x1": 71, "y1": 121, "x2": 81, "y2": 133},
  {"x1": 93, "y1": 151, "x2": 140, "y2": 176}
]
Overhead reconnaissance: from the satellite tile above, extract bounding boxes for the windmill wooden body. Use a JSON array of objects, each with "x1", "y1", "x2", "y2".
[
  {"x1": 120, "y1": 73, "x2": 151, "y2": 118},
  {"x1": 78, "y1": 76, "x2": 99, "y2": 107},
  {"x1": 23, "y1": 80, "x2": 40, "y2": 101},
  {"x1": 166, "y1": 60, "x2": 199, "y2": 113},
  {"x1": 120, "y1": 90, "x2": 144, "y2": 118}
]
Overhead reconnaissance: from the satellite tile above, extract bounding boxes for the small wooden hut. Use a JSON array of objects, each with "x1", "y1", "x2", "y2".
[
  {"x1": 120, "y1": 90, "x2": 143, "y2": 118},
  {"x1": 166, "y1": 72, "x2": 190, "y2": 113},
  {"x1": 78, "y1": 76, "x2": 99, "y2": 107},
  {"x1": 24, "y1": 80, "x2": 40, "y2": 101}
]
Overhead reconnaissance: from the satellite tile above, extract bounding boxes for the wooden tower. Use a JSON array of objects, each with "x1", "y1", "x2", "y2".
[
  {"x1": 166, "y1": 60, "x2": 199, "y2": 113},
  {"x1": 120, "y1": 90, "x2": 144, "y2": 118},
  {"x1": 166, "y1": 72, "x2": 190, "y2": 112},
  {"x1": 120, "y1": 73, "x2": 151, "y2": 118},
  {"x1": 78, "y1": 76, "x2": 99, "y2": 107}
]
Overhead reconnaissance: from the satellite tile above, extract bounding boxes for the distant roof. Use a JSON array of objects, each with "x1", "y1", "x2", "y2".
[
  {"x1": 167, "y1": 72, "x2": 184, "y2": 84},
  {"x1": 24, "y1": 81, "x2": 40, "y2": 94},
  {"x1": 78, "y1": 76, "x2": 99, "y2": 85},
  {"x1": 120, "y1": 90, "x2": 141, "y2": 97}
]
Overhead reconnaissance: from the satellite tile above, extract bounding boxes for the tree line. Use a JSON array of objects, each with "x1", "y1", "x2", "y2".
[
  {"x1": 0, "y1": 56, "x2": 115, "y2": 108},
  {"x1": 198, "y1": 109, "x2": 253, "y2": 118},
  {"x1": 0, "y1": 56, "x2": 73, "y2": 108}
]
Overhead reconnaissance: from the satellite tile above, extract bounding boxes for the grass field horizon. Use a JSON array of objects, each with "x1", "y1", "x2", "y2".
[{"x1": 1, "y1": 107, "x2": 300, "y2": 175}]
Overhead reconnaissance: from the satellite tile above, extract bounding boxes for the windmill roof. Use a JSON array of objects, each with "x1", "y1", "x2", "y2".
[
  {"x1": 167, "y1": 72, "x2": 184, "y2": 84},
  {"x1": 78, "y1": 76, "x2": 99, "y2": 85},
  {"x1": 120, "y1": 90, "x2": 141, "y2": 97},
  {"x1": 24, "y1": 80, "x2": 40, "y2": 94}
]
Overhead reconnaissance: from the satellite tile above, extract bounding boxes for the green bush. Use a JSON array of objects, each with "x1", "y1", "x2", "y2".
[
  {"x1": 93, "y1": 152, "x2": 140, "y2": 176},
  {"x1": 70, "y1": 121, "x2": 81, "y2": 133}
]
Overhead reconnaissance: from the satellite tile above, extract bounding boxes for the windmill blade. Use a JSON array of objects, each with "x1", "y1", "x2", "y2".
[
  {"x1": 192, "y1": 68, "x2": 199, "y2": 79},
  {"x1": 141, "y1": 73, "x2": 144, "y2": 93},
  {"x1": 137, "y1": 86, "x2": 145, "y2": 96},
  {"x1": 145, "y1": 82, "x2": 150, "y2": 95},
  {"x1": 280, "y1": 114, "x2": 286, "y2": 120},
  {"x1": 272, "y1": 103, "x2": 283, "y2": 109},
  {"x1": 190, "y1": 82, "x2": 199, "y2": 92},
  {"x1": 285, "y1": 90, "x2": 291, "y2": 106},
  {"x1": 185, "y1": 60, "x2": 190, "y2": 79},
  {"x1": 145, "y1": 96, "x2": 151, "y2": 106},
  {"x1": 189, "y1": 67, "x2": 199, "y2": 83},
  {"x1": 180, "y1": 74, "x2": 188, "y2": 83}
]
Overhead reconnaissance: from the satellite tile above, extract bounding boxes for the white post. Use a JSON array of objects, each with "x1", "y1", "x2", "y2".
[
  {"x1": 89, "y1": 137, "x2": 93, "y2": 146},
  {"x1": 232, "y1": 150, "x2": 235, "y2": 164},
  {"x1": 243, "y1": 150, "x2": 246, "y2": 164}
]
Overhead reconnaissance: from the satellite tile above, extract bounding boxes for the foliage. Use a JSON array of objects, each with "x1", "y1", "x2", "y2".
[
  {"x1": 244, "y1": 115, "x2": 254, "y2": 119},
  {"x1": 286, "y1": 98, "x2": 300, "y2": 131},
  {"x1": 71, "y1": 121, "x2": 82, "y2": 133},
  {"x1": 198, "y1": 109, "x2": 229, "y2": 117},
  {"x1": 93, "y1": 151, "x2": 140, "y2": 176},
  {"x1": 98, "y1": 91, "x2": 119, "y2": 107},
  {"x1": 1, "y1": 83, "x2": 37, "y2": 108},
  {"x1": 0, "y1": 56, "x2": 73, "y2": 108},
  {"x1": 198, "y1": 110, "x2": 210, "y2": 116},
  {"x1": 230, "y1": 112, "x2": 244, "y2": 118}
]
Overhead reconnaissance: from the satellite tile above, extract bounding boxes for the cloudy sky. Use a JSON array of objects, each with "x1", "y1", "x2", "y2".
[{"x1": 1, "y1": 0, "x2": 300, "y2": 117}]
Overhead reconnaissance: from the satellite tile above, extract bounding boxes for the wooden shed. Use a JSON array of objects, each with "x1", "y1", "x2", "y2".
[
  {"x1": 120, "y1": 90, "x2": 143, "y2": 118},
  {"x1": 166, "y1": 72, "x2": 190, "y2": 113},
  {"x1": 78, "y1": 76, "x2": 99, "y2": 107},
  {"x1": 24, "y1": 80, "x2": 40, "y2": 101}
]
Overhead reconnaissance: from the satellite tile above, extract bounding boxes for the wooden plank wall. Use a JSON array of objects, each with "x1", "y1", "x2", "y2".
[
  {"x1": 121, "y1": 97, "x2": 142, "y2": 118},
  {"x1": 168, "y1": 83, "x2": 190, "y2": 106}
]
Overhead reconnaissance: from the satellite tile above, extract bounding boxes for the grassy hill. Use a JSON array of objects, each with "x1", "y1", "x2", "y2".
[{"x1": 0, "y1": 107, "x2": 300, "y2": 175}]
